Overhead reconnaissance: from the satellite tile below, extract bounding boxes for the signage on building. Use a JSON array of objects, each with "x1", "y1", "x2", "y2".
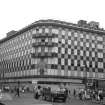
[
  {"x1": 32, "y1": 80, "x2": 37, "y2": 84},
  {"x1": 87, "y1": 83, "x2": 93, "y2": 86}
]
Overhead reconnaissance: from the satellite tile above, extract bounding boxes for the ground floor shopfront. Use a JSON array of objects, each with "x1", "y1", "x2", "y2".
[
  {"x1": 0, "y1": 75, "x2": 105, "y2": 94},
  {"x1": 0, "y1": 76, "x2": 84, "y2": 91}
]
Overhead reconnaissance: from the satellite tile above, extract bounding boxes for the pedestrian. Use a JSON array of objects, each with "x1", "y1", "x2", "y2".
[
  {"x1": 98, "y1": 90, "x2": 103, "y2": 103},
  {"x1": 34, "y1": 85, "x2": 41, "y2": 99},
  {"x1": 78, "y1": 92, "x2": 82, "y2": 100},
  {"x1": 73, "y1": 89, "x2": 76, "y2": 97},
  {"x1": 15, "y1": 87, "x2": 20, "y2": 97},
  {"x1": 69, "y1": 90, "x2": 71, "y2": 96},
  {"x1": 66, "y1": 89, "x2": 71, "y2": 102}
]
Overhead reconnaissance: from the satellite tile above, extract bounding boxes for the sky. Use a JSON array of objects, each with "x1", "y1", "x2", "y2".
[{"x1": 0, "y1": 0, "x2": 105, "y2": 39}]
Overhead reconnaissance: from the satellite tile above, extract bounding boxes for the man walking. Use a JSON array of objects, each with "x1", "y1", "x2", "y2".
[{"x1": 15, "y1": 87, "x2": 20, "y2": 97}]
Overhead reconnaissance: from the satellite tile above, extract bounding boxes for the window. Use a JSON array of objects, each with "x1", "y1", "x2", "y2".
[
  {"x1": 45, "y1": 47, "x2": 48, "y2": 52},
  {"x1": 80, "y1": 60, "x2": 84, "y2": 67},
  {"x1": 62, "y1": 30, "x2": 65, "y2": 35},
  {"x1": 80, "y1": 50, "x2": 83, "y2": 56},
  {"x1": 48, "y1": 58, "x2": 52, "y2": 64},
  {"x1": 61, "y1": 48, "x2": 65, "y2": 54},
  {"x1": 80, "y1": 42, "x2": 83, "y2": 46},
  {"x1": 45, "y1": 28, "x2": 49, "y2": 33},
  {"x1": 71, "y1": 60, "x2": 74, "y2": 66},
  {"x1": 98, "y1": 62, "x2": 103, "y2": 68},
  {"x1": 54, "y1": 38, "x2": 58, "y2": 43},
  {"x1": 97, "y1": 44, "x2": 103, "y2": 49},
  {"x1": 52, "y1": 38, "x2": 55, "y2": 43},
  {"x1": 68, "y1": 40, "x2": 71, "y2": 45},
  {"x1": 68, "y1": 32, "x2": 71, "y2": 36},
  {"x1": 74, "y1": 49, "x2": 77, "y2": 55},
  {"x1": 68, "y1": 49, "x2": 71, "y2": 54},
  {"x1": 91, "y1": 35, "x2": 95, "y2": 40},
  {"x1": 65, "y1": 59, "x2": 68, "y2": 65},
  {"x1": 98, "y1": 53, "x2": 103, "y2": 58},
  {"x1": 68, "y1": 59, "x2": 71, "y2": 65},
  {"x1": 92, "y1": 62, "x2": 95, "y2": 68},
  {"x1": 86, "y1": 43, "x2": 89, "y2": 47},
  {"x1": 45, "y1": 38, "x2": 48, "y2": 42},
  {"x1": 92, "y1": 43, "x2": 95, "y2": 48},
  {"x1": 97, "y1": 36, "x2": 103, "y2": 41},
  {"x1": 86, "y1": 35, "x2": 89, "y2": 39},
  {"x1": 39, "y1": 28, "x2": 42, "y2": 33},
  {"x1": 74, "y1": 41, "x2": 77, "y2": 46},
  {"x1": 54, "y1": 58, "x2": 58, "y2": 64},
  {"x1": 41, "y1": 38, "x2": 45, "y2": 43},
  {"x1": 52, "y1": 29, "x2": 59, "y2": 34},
  {"x1": 86, "y1": 51, "x2": 89, "y2": 56},
  {"x1": 74, "y1": 32, "x2": 78, "y2": 37},
  {"x1": 92, "y1": 52, "x2": 95, "y2": 57},
  {"x1": 74, "y1": 60, "x2": 77, "y2": 66},
  {"x1": 62, "y1": 39, "x2": 65, "y2": 44},
  {"x1": 80, "y1": 33, "x2": 84, "y2": 38},
  {"x1": 61, "y1": 59, "x2": 64, "y2": 65},
  {"x1": 55, "y1": 47, "x2": 58, "y2": 53}
]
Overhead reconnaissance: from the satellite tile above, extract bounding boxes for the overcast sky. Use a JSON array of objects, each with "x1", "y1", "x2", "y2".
[{"x1": 0, "y1": 0, "x2": 105, "y2": 39}]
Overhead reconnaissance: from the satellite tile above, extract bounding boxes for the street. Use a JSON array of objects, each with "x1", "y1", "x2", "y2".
[{"x1": 1, "y1": 92, "x2": 103, "y2": 105}]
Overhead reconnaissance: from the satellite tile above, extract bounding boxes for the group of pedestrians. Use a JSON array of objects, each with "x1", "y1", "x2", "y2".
[
  {"x1": 92, "y1": 89, "x2": 104, "y2": 103},
  {"x1": 34, "y1": 85, "x2": 42, "y2": 99},
  {"x1": 77, "y1": 88, "x2": 105, "y2": 104},
  {"x1": 12, "y1": 84, "x2": 105, "y2": 104}
]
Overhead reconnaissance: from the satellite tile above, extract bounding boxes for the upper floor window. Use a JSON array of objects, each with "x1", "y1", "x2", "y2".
[
  {"x1": 86, "y1": 35, "x2": 89, "y2": 39},
  {"x1": 92, "y1": 43, "x2": 95, "y2": 48},
  {"x1": 62, "y1": 30, "x2": 65, "y2": 36},
  {"x1": 91, "y1": 35, "x2": 95, "y2": 40},
  {"x1": 52, "y1": 29, "x2": 59, "y2": 34},
  {"x1": 74, "y1": 32, "x2": 78, "y2": 37},
  {"x1": 80, "y1": 33, "x2": 84, "y2": 38},
  {"x1": 45, "y1": 28, "x2": 49, "y2": 33},
  {"x1": 97, "y1": 44, "x2": 103, "y2": 49},
  {"x1": 32, "y1": 28, "x2": 36, "y2": 34},
  {"x1": 97, "y1": 36, "x2": 103, "y2": 41},
  {"x1": 68, "y1": 32, "x2": 71, "y2": 36},
  {"x1": 98, "y1": 53, "x2": 103, "y2": 58},
  {"x1": 39, "y1": 28, "x2": 42, "y2": 33}
]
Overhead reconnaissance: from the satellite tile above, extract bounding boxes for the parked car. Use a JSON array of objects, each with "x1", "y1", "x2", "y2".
[{"x1": 42, "y1": 87, "x2": 68, "y2": 102}]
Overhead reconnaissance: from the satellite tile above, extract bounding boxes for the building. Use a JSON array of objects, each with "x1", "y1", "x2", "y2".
[{"x1": 0, "y1": 19, "x2": 105, "y2": 90}]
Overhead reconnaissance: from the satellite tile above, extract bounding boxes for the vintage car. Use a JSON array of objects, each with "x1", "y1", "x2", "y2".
[{"x1": 42, "y1": 87, "x2": 68, "y2": 102}]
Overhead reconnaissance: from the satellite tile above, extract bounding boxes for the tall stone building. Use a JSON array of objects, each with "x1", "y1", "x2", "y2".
[{"x1": 0, "y1": 19, "x2": 105, "y2": 89}]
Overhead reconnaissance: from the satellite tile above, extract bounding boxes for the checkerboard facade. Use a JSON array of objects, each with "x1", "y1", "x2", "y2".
[
  {"x1": 31, "y1": 24, "x2": 105, "y2": 80},
  {"x1": 0, "y1": 20, "x2": 105, "y2": 84}
]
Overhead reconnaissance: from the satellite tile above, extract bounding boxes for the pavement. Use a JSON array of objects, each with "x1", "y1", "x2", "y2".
[{"x1": 0, "y1": 92, "x2": 103, "y2": 105}]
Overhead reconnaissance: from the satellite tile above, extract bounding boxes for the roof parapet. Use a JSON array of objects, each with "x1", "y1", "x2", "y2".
[{"x1": 6, "y1": 30, "x2": 17, "y2": 37}]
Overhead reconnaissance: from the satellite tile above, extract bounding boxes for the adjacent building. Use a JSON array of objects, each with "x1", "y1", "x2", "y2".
[{"x1": 0, "y1": 19, "x2": 105, "y2": 90}]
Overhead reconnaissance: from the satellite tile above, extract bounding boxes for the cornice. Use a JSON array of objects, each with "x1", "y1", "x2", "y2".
[{"x1": 0, "y1": 19, "x2": 105, "y2": 44}]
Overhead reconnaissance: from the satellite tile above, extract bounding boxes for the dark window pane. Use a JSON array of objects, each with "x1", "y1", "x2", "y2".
[{"x1": 61, "y1": 65, "x2": 64, "y2": 69}]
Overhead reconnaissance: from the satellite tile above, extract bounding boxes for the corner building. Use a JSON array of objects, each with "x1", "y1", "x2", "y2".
[{"x1": 0, "y1": 20, "x2": 105, "y2": 89}]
